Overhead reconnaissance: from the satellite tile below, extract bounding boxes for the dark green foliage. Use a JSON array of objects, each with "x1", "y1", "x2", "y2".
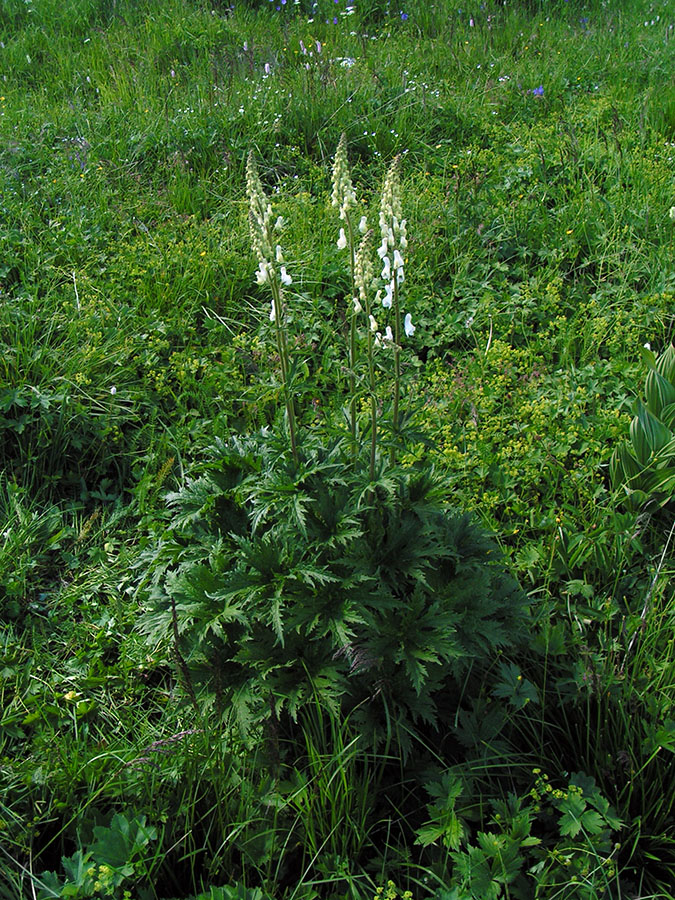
[{"x1": 140, "y1": 429, "x2": 528, "y2": 751}]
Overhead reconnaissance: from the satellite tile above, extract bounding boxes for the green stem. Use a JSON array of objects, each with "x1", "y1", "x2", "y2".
[
  {"x1": 391, "y1": 277, "x2": 402, "y2": 465},
  {"x1": 270, "y1": 277, "x2": 298, "y2": 461},
  {"x1": 364, "y1": 294, "x2": 378, "y2": 481},
  {"x1": 346, "y1": 216, "x2": 357, "y2": 451}
]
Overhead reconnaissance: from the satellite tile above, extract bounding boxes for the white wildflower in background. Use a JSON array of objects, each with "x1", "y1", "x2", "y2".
[
  {"x1": 337, "y1": 227, "x2": 348, "y2": 250},
  {"x1": 404, "y1": 313, "x2": 415, "y2": 337}
]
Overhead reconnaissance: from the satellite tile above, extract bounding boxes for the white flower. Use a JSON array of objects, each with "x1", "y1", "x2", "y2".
[
  {"x1": 280, "y1": 266, "x2": 292, "y2": 286},
  {"x1": 369, "y1": 314, "x2": 378, "y2": 332},
  {"x1": 377, "y1": 239, "x2": 388, "y2": 259},
  {"x1": 337, "y1": 228, "x2": 347, "y2": 250},
  {"x1": 396, "y1": 266, "x2": 404, "y2": 285},
  {"x1": 393, "y1": 249, "x2": 404, "y2": 270},
  {"x1": 382, "y1": 281, "x2": 393, "y2": 308},
  {"x1": 399, "y1": 220, "x2": 408, "y2": 249},
  {"x1": 269, "y1": 299, "x2": 276, "y2": 321},
  {"x1": 404, "y1": 313, "x2": 415, "y2": 337},
  {"x1": 256, "y1": 262, "x2": 269, "y2": 284},
  {"x1": 275, "y1": 244, "x2": 284, "y2": 263},
  {"x1": 670, "y1": 206, "x2": 675, "y2": 221},
  {"x1": 384, "y1": 325, "x2": 393, "y2": 343},
  {"x1": 352, "y1": 296, "x2": 362, "y2": 313},
  {"x1": 381, "y1": 256, "x2": 391, "y2": 281},
  {"x1": 359, "y1": 215, "x2": 368, "y2": 233},
  {"x1": 275, "y1": 216, "x2": 284, "y2": 230},
  {"x1": 644, "y1": 342, "x2": 651, "y2": 350},
  {"x1": 110, "y1": 386, "x2": 117, "y2": 395}
]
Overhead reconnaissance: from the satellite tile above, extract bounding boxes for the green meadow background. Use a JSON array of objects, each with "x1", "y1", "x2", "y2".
[{"x1": 1, "y1": 0, "x2": 675, "y2": 897}]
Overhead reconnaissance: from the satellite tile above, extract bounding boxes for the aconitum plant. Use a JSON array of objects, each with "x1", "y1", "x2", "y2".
[{"x1": 139, "y1": 137, "x2": 528, "y2": 763}]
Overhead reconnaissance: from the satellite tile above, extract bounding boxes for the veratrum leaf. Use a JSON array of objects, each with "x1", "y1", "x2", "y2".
[
  {"x1": 640, "y1": 468, "x2": 675, "y2": 504},
  {"x1": 634, "y1": 401, "x2": 671, "y2": 455},
  {"x1": 660, "y1": 402, "x2": 675, "y2": 429},
  {"x1": 645, "y1": 368, "x2": 675, "y2": 418},
  {"x1": 656, "y1": 343, "x2": 675, "y2": 383}
]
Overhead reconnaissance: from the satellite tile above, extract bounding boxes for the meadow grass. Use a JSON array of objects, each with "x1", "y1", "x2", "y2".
[{"x1": 1, "y1": 0, "x2": 675, "y2": 897}]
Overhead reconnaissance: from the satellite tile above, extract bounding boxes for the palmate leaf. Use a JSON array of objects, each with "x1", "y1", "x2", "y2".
[
  {"x1": 166, "y1": 476, "x2": 221, "y2": 530},
  {"x1": 140, "y1": 429, "x2": 529, "y2": 744},
  {"x1": 165, "y1": 565, "x2": 249, "y2": 642}
]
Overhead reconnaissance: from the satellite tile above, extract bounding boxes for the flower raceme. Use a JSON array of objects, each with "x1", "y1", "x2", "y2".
[
  {"x1": 246, "y1": 151, "x2": 293, "y2": 321},
  {"x1": 246, "y1": 149, "x2": 298, "y2": 456},
  {"x1": 331, "y1": 133, "x2": 357, "y2": 221}
]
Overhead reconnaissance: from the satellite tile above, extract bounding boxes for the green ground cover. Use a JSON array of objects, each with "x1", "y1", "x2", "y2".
[{"x1": 1, "y1": 0, "x2": 674, "y2": 897}]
